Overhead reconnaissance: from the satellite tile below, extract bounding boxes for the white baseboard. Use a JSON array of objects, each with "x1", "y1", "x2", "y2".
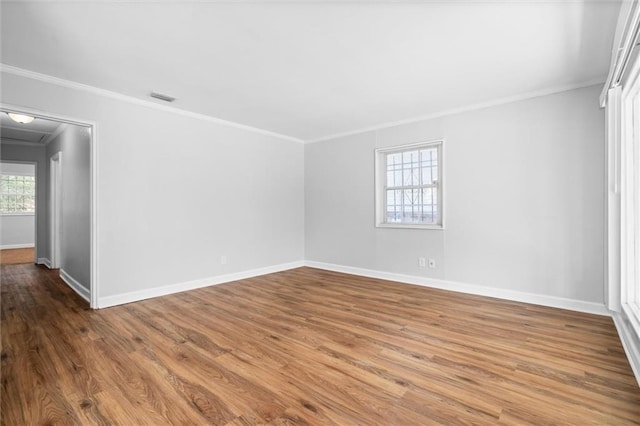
[
  {"x1": 97, "y1": 258, "x2": 608, "y2": 316},
  {"x1": 305, "y1": 261, "x2": 610, "y2": 316},
  {"x1": 612, "y1": 311, "x2": 640, "y2": 386},
  {"x1": 60, "y1": 269, "x2": 90, "y2": 302},
  {"x1": 97, "y1": 260, "x2": 305, "y2": 309},
  {"x1": 1, "y1": 243, "x2": 35, "y2": 250},
  {"x1": 37, "y1": 258, "x2": 52, "y2": 269}
]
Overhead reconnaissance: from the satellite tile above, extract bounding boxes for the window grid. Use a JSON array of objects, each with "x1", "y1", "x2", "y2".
[
  {"x1": 384, "y1": 147, "x2": 439, "y2": 224},
  {"x1": 375, "y1": 140, "x2": 443, "y2": 229},
  {"x1": 0, "y1": 175, "x2": 35, "y2": 213}
]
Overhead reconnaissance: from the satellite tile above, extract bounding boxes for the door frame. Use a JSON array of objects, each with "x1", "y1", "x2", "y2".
[
  {"x1": 0, "y1": 103, "x2": 99, "y2": 308},
  {"x1": 49, "y1": 152, "x2": 62, "y2": 269}
]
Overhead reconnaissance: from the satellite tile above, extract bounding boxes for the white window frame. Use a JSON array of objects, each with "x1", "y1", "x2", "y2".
[
  {"x1": 621, "y1": 48, "x2": 640, "y2": 333},
  {"x1": 375, "y1": 140, "x2": 444, "y2": 230},
  {"x1": 0, "y1": 173, "x2": 36, "y2": 216}
]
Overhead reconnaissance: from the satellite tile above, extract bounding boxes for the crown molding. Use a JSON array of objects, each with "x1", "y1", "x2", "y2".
[
  {"x1": 0, "y1": 0, "x2": 620, "y2": 3},
  {"x1": 306, "y1": 78, "x2": 606, "y2": 144},
  {"x1": 0, "y1": 64, "x2": 304, "y2": 144},
  {"x1": 1, "y1": 63, "x2": 606, "y2": 145}
]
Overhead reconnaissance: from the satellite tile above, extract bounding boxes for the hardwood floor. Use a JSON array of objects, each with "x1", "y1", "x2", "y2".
[
  {"x1": 1, "y1": 264, "x2": 639, "y2": 425},
  {"x1": 0, "y1": 248, "x2": 34, "y2": 265}
]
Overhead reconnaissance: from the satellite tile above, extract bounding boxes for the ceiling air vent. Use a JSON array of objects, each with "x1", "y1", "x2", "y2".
[{"x1": 150, "y1": 92, "x2": 176, "y2": 103}]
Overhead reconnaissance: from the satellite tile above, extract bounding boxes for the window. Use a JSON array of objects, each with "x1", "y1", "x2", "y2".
[
  {"x1": 0, "y1": 174, "x2": 36, "y2": 214},
  {"x1": 375, "y1": 140, "x2": 443, "y2": 229},
  {"x1": 621, "y1": 43, "x2": 640, "y2": 332}
]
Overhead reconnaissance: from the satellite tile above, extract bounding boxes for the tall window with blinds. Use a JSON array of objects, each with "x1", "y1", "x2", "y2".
[
  {"x1": 0, "y1": 175, "x2": 36, "y2": 214},
  {"x1": 375, "y1": 140, "x2": 443, "y2": 229}
]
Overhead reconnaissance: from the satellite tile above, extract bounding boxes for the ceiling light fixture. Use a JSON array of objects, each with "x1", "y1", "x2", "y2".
[{"x1": 7, "y1": 113, "x2": 35, "y2": 124}]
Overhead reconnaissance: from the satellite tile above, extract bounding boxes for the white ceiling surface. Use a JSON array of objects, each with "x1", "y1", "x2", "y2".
[
  {"x1": 0, "y1": 113, "x2": 62, "y2": 145},
  {"x1": 0, "y1": 1, "x2": 620, "y2": 142}
]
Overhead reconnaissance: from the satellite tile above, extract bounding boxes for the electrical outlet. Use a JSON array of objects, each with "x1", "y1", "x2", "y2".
[
  {"x1": 428, "y1": 258, "x2": 436, "y2": 269},
  {"x1": 221, "y1": 255, "x2": 228, "y2": 265},
  {"x1": 418, "y1": 257, "x2": 426, "y2": 268}
]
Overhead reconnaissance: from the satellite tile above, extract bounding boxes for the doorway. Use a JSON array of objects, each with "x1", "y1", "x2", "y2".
[
  {"x1": 0, "y1": 105, "x2": 98, "y2": 308},
  {"x1": 0, "y1": 161, "x2": 37, "y2": 265}
]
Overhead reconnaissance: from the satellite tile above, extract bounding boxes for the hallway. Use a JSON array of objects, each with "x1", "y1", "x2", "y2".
[{"x1": 0, "y1": 248, "x2": 34, "y2": 265}]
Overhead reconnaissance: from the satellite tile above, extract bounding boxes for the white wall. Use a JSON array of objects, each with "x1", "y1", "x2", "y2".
[
  {"x1": 306, "y1": 85, "x2": 605, "y2": 304},
  {"x1": 45, "y1": 125, "x2": 91, "y2": 289},
  {"x1": 0, "y1": 71, "x2": 305, "y2": 302},
  {"x1": 0, "y1": 162, "x2": 36, "y2": 249},
  {"x1": 0, "y1": 69, "x2": 604, "y2": 311}
]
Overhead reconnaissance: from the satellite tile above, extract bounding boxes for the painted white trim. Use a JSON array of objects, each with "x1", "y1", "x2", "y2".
[
  {"x1": 98, "y1": 259, "x2": 610, "y2": 314},
  {"x1": 0, "y1": 243, "x2": 34, "y2": 250},
  {"x1": 1, "y1": 103, "x2": 96, "y2": 129},
  {"x1": 0, "y1": 213, "x2": 35, "y2": 217},
  {"x1": 1, "y1": 64, "x2": 605, "y2": 146},
  {"x1": 97, "y1": 260, "x2": 305, "y2": 309},
  {"x1": 305, "y1": 261, "x2": 610, "y2": 316},
  {"x1": 619, "y1": 53, "x2": 640, "y2": 336},
  {"x1": 37, "y1": 257, "x2": 52, "y2": 268},
  {"x1": 612, "y1": 311, "x2": 640, "y2": 386},
  {"x1": 600, "y1": 0, "x2": 640, "y2": 107},
  {"x1": 0, "y1": 0, "x2": 619, "y2": 3},
  {"x1": 90, "y1": 124, "x2": 99, "y2": 309},
  {"x1": 0, "y1": 64, "x2": 304, "y2": 144},
  {"x1": 307, "y1": 79, "x2": 606, "y2": 144},
  {"x1": 60, "y1": 269, "x2": 90, "y2": 303},
  {"x1": 606, "y1": 87, "x2": 623, "y2": 313},
  {"x1": 49, "y1": 152, "x2": 62, "y2": 270}
]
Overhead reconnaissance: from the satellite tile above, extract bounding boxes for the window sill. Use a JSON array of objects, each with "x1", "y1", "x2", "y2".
[
  {"x1": 376, "y1": 222, "x2": 444, "y2": 230},
  {"x1": 1, "y1": 213, "x2": 35, "y2": 217}
]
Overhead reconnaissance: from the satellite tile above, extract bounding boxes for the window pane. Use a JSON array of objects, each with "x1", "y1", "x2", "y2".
[
  {"x1": 386, "y1": 189, "x2": 403, "y2": 223},
  {"x1": 7, "y1": 176, "x2": 16, "y2": 193},
  {"x1": 380, "y1": 142, "x2": 441, "y2": 226},
  {"x1": 387, "y1": 189, "x2": 395, "y2": 206},
  {"x1": 16, "y1": 179, "x2": 24, "y2": 194},
  {"x1": 0, "y1": 174, "x2": 35, "y2": 213},
  {"x1": 387, "y1": 153, "x2": 400, "y2": 167},
  {"x1": 394, "y1": 170, "x2": 402, "y2": 188},
  {"x1": 401, "y1": 151, "x2": 413, "y2": 186}
]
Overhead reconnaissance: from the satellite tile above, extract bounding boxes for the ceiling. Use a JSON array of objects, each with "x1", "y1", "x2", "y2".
[
  {"x1": 0, "y1": 1, "x2": 621, "y2": 142},
  {"x1": 0, "y1": 112, "x2": 63, "y2": 145}
]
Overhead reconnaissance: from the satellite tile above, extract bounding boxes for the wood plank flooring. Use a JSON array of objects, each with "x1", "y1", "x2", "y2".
[
  {"x1": 1, "y1": 264, "x2": 639, "y2": 425},
  {"x1": 0, "y1": 248, "x2": 34, "y2": 265}
]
